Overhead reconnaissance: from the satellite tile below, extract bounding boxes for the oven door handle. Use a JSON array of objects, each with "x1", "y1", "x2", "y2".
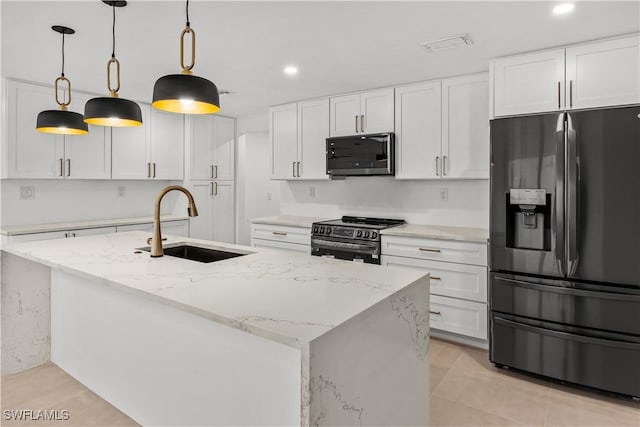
[{"x1": 311, "y1": 238, "x2": 377, "y2": 251}]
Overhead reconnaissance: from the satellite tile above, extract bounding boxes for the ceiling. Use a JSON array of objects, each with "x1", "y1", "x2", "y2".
[{"x1": 2, "y1": 1, "x2": 639, "y2": 118}]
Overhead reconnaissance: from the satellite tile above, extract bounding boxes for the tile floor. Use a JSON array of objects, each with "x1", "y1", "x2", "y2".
[{"x1": 1, "y1": 338, "x2": 639, "y2": 426}]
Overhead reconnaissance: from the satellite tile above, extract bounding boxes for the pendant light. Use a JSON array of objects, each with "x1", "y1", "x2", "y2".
[
  {"x1": 152, "y1": 0, "x2": 220, "y2": 114},
  {"x1": 36, "y1": 26, "x2": 88, "y2": 135},
  {"x1": 84, "y1": 1, "x2": 142, "y2": 127}
]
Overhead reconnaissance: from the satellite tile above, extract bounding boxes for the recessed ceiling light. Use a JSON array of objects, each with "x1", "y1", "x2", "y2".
[
  {"x1": 284, "y1": 66, "x2": 298, "y2": 76},
  {"x1": 553, "y1": 3, "x2": 575, "y2": 15}
]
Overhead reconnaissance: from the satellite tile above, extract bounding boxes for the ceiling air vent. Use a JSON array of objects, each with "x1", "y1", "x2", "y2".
[{"x1": 420, "y1": 34, "x2": 473, "y2": 53}]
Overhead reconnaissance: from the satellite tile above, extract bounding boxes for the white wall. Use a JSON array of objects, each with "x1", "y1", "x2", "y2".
[
  {"x1": 280, "y1": 178, "x2": 489, "y2": 229},
  {"x1": 236, "y1": 132, "x2": 280, "y2": 245},
  {"x1": 237, "y1": 112, "x2": 269, "y2": 136},
  {"x1": 1, "y1": 179, "x2": 183, "y2": 227}
]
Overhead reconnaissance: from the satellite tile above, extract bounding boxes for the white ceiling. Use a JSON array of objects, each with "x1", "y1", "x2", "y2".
[{"x1": 2, "y1": 1, "x2": 639, "y2": 118}]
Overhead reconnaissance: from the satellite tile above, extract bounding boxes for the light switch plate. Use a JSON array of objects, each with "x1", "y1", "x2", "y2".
[
  {"x1": 440, "y1": 188, "x2": 448, "y2": 201},
  {"x1": 19, "y1": 186, "x2": 35, "y2": 200}
]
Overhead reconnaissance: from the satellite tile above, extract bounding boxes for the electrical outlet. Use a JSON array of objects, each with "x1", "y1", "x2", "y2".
[
  {"x1": 118, "y1": 186, "x2": 126, "y2": 197},
  {"x1": 19, "y1": 186, "x2": 35, "y2": 200},
  {"x1": 309, "y1": 186, "x2": 316, "y2": 198},
  {"x1": 266, "y1": 192, "x2": 272, "y2": 201},
  {"x1": 439, "y1": 188, "x2": 448, "y2": 201}
]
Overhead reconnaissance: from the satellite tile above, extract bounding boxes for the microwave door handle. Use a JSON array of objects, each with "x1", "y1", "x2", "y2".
[
  {"x1": 555, "y1": 113, "x2": 566, "y2": 277},
  {"x1": 566, "y1": 113, "x2": 579, "y2": 276}
]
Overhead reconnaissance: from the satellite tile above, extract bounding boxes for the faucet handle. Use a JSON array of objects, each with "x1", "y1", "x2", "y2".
[{"x1": 147, "y1": 237, "x2": 167, "y2": 245}]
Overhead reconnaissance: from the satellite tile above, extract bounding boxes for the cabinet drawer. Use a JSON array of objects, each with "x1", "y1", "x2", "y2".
[
  {"x1": 381, "y1": 255, "x2": 487, "y2": 302},
  {"x1": 381, "y1": 235, "x2": 487, "y2": 265},
  {"x1": 251, "y1": 238, "x2": 310, "y2": 254},
  {"x1": 430, "y1": 295, "x2": 488, "y2": 340},
  {"x1": 250, "y1": 224, "x2": 311, "y2": 246}
]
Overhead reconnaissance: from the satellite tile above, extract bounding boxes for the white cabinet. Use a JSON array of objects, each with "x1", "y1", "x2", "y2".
[
  {"x1": 270, "y1": 99, "x2": 329, "y2": 180},
  {"x1": 189, "y1": 181, "x2": 235, "y2": 244},
  {"x1": 112, "y1": 104, "x2": 184, "y2": 180},
  {"x1": 3, "y1": 80, "x2": 111, "y2": 179},
  {"x1": 492, "y1": 34, "x2": 640, "y2": 116},
  {"x1": 395, "y1": 81, "x2": 442, "y2": 179},
  {"x1": 565, "y1": 36, "x2": 640, "y2": 110},
  {"x1": 395, "y1": 73, "x2": 489, "y2": 180},
  {"x1": 189, "y1": 115, "x2": 235, "y2": 181},
  {"x1": 4, "y1": 226, "x2": 116, "y2": 244},
  {"x1": 330, "y1": 88, "x2": 394, "y2": 136},
  {"x1": 442, "y1": 74, "x2": 489, "y2": 179},
  {"x1": 492, "y1": 49, "x2": 565, "y2": 117},
  {"x1": 250, "y1": 223, "x2": 311, "y2": 253},
  {"x1": 381, "y1": 234, "x2": 488, "y2": 346}
]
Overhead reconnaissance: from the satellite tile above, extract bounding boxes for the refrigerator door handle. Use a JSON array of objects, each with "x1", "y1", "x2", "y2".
[
  {"x1": 566, "y1": 113, "x2": 579, "y2": 276},
  {"x1": 554, "y1": 113, "x2": 566, "y2": 277}
]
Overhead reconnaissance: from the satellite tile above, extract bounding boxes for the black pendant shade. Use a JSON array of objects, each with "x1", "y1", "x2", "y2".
[
  {"x1": 152, "y1": 74, "x2": 220, "y2": 114},
  {"x1": 36, "y1": 109, "x2": 88, "y2": 135},
  {"x1": 84, "y1": 96, "x2": 143, "y2": 127}
]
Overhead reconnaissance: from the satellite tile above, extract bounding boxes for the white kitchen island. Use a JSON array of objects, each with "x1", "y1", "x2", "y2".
[{"x1": 1, "y1": 232, "x2": 429, "y2": 426}]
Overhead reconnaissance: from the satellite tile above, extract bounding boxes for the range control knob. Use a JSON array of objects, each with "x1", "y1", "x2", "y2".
[
  {"x1": 356, "y1": 230, "x2": 363, "y2": 238},
  {"x1": 320, "y1": 226, "x2": 325, "y2": 234},
  {"x1": 364, "y1": 231, "x2": 370, "y2": 238},
  {"x1": 326, "y1": 227, "x2": 332, "y2": 235},
  {"x1": 372, "y1": 231, "x2": 378, "y2": 239},
  {"x1": 313, "y1": 226, "x2": 318, "y2": 233}
]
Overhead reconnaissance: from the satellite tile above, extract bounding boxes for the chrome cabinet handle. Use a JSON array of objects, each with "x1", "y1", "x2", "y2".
[
  {"x1": 64, "y1": 232, "x2": 69, "y2": 238},
  {"x1": 59, "y1": 158, "x2": 64, "y2": 177},
  {"x1": 153, "y1": 163, "x2": 156, "y2": 178},
  {"x1": 442, "y1": 155, "x2": 447, "y2": 176},
  {"x1": 557, "y1": 81, "x2": 561, "y2": 109},
  {"x1": 435, "y1": 156, "x2": 440, "y2": 176},
  {"x1": 569, "y1": 80, "x2": 573, "y2": 108},
  {"x1": 71, "y1": 232, "x2": 76, "y2": 238},
  {"x1": 210, "y1": 165, "x2": 214, "y2": 179},
  {"x1": 210, "y1": 182, "x2": 214, "y2": 196},
  {"x1": 214, "y1": 181, "x2": 218, "y2": 195},
  {"x1": 292, "y1": 161, "x2": 296, "y2": 177},
  {"x1": 214, "y1": 165, "x2": 218, "y2": 178},
  {"x1": 355, "y1": 115, "x2": 359, "y2": 133},
  {"x1": 296, "y1": 161, "x2": 301, "y2": 177},
  {"x1": 66, "y1": 159, "x2": 71, "y2": 177},
  {"x1": 430, "y1": 276, "x2": 442, "y2": 280},
  {"x1": 272, "y1": 231, "x2": 287, "y2": 236},
  {"x1": 360, "y1": 115, "x2": 364, "y2": 133},
  {"x1": 419, "y1": 247, "x2": 442, "y2": 253},
  {"x1": 429, "y1": 310, "x2": 441, "y2": 315},
  {"x1": 147, "y1": 162, "x2": 151, "y2": 178}
]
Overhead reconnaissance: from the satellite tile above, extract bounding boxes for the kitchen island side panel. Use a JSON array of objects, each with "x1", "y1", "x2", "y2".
[
  {"x1": 307, "y1": 275, "x2": 430, "y2": 426},
  {"x1": 50, "y1": 269, "x2": 301, "y2": 426},
  {"x1": 1, "y1": 251, "x2": 51, "y2": 375}
]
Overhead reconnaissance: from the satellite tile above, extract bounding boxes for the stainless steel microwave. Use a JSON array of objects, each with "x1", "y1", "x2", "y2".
[{"x1": 326, "y1": 133, "x2": 395, "y2": 176}]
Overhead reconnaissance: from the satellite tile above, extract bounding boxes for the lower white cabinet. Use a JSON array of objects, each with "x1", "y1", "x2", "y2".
[
  {"x1": 381, "y1": 235, "x2": 488, "y2": 346},
  {"x1": 250, "y1": 223, "x2": 311, "y2": 254},
  {"x1": 189, "y1": 181, "x2": 235, "y2": 244},
  {"x1": 4, "y1": 226, "x2": 116, "y2": 244}
]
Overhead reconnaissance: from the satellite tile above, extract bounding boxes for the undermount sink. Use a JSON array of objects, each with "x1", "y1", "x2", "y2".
[{"x1": 141, "y1": 245, "x2": 248, "y2": 263}]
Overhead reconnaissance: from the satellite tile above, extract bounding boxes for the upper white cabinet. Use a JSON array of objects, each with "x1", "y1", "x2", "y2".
[
  {"x1": 492, "y1": 34, "x2": 639, "y2": 117},
  {"x1": 442, "y1": 74, "x2": 489, "y2": 179},
  {"x1": 492, "y1": 49, "x2": 565, "y2": 117},
  {"x1": 189, "y1": 115, "x2": 235, "y2": 181},
  {"x1": 565, "y1": 36, "x2": 640, "y2": 110},
  {"x1": 270, "y1": 99, "x2": 329, "y2": 180},
  {"x1": 395, "y1": 81, "x2": 442, "y2": 179},
  {"x1": 330, "y1": 88, "x2": 394, "y2": 136},
  {"x1": 3, "y1": 80, "x2": 110, "y2": 179},
  {"x1": 112, "y1": 104, "x2": 184, "y2": 180},
  {"x1": 395, "y1": 73, "x2": 489, "y2": 180}
]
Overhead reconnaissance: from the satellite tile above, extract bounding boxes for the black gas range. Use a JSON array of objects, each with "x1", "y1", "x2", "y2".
[{"x1": 310, "y1": 216, "x2": 405, "y2": 264}]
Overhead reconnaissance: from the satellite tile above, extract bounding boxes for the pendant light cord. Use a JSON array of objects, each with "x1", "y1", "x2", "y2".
[
  {"x1": 111, "y1": 3, "x2": 116, "y2": 58},
  {"x1": 186, "y1": 0, "x2": 190, "y2": 27},
  {"x1": 60, "y1": 33, "x2": 65, "y2": 76}
]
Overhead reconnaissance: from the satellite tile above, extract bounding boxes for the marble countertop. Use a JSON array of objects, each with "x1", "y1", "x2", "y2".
[
  {"x1": 381, "y1": 224, "x2": 489, "y2": 243},
  {"x1": 2, "y1": 232, "x2": 428, "y2": 349},
  {"x1": 1, "y1": 215, "x2": 189, "y2": 236},
  {"x1": 251, "y1": 215, "x2": 329, "y2": 228}
]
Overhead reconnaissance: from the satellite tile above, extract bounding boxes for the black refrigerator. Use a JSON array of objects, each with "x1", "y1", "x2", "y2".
[{"x1": 489, "y1": 105, "x2": 640, "y2": 398}]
